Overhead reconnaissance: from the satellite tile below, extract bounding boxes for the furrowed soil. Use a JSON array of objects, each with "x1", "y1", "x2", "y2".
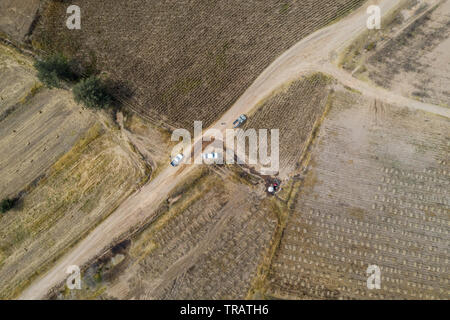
[
  {"x1": 340, "y1": 0, "x2": 450, "y2": 107},
  {"x1": 52, "y1": 167, "x2": 280, "y2": 300},
  {"x1": 266, "y1": 88, "x2": 450, "y2": 299},
  {"x1": 239, "y1": 73, "x2": 333, "y2": 179},
  {"x1": 32, "y1": 0, "x2": 366, "y2": 129}
]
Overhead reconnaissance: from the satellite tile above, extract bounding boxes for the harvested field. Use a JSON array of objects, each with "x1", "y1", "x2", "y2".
[
  {"x1": 267, "y1": 88, "x2": 450, "y2": 299},
  {"x1": 54, "y1": 167, "x2": 279, "y2": 300},
  {"x1": 0, "y1": 121, "x2": 149, "y2": 299},
  {"x1": 340, "y1": 0, "x2": 450, "y2": 107},
  {"x1": 33, "y1": 0, "x2": 366, "y2": 129},
  {"x1": 0, "y1": 43, "x2": 95, "y2": 200},
  {"x1": 0, "y1": 44, "x2": 37, "y2": 117},
  {"x1": 0, "y1": 43, "x2": 155, "y2": 299},
  {"x1": 240, "y1": 73, "x2": 333, "y2": 179},
  {"x1": 0, "y1": 0, "x2": 40, "y2": 42}
]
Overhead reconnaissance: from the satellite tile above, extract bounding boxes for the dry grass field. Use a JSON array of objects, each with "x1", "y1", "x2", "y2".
[
  {"x1": 266, "y1": 88, "x2": 449, "y2": 299},
  {"x1": 0, "y1": 44, "x2": 164, "y2": 299},
  {"x1": 51, "y1": 166, "x2": 281, "y2": 300},
  {"x1": 0, "y1": 43, "x2": 95, "y2": 200},
  {"x1": 340, "y1": 0, "x2": 450, "y2": 107},
  {"x1": 0, "y1": 122, "x2": 150, "y2": 299},
  {"x1": 240, "y1": 73, "x2": 333, "y2": 179},
  {"x1": 120, "y1": 113, "x2": 175, "y2": 178},
  {"x1": 32, "y1": 0, "x2": 366, "y2": 129}
]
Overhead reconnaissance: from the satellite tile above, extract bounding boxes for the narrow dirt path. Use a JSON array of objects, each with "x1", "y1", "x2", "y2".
[
  {"x1": 319, "y1": 63, "x2": 450, "y2": 118},
  {"x1": 19, "y1": 0, "x2": 446, "y2": 299}
]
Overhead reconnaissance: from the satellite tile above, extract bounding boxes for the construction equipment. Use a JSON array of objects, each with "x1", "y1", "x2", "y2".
[{"x1": 267, "y1": 179, "x2": 281, "y2": 195}]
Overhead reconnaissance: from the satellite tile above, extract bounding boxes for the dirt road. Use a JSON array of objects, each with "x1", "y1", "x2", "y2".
[{"x1": 19, "y1": 0, "x2": 447, "y2": 299}]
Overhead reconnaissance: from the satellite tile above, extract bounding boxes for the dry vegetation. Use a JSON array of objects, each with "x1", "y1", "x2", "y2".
[
  {"x1": 121, "y1": 113, "x2": 175, "y2": 178},
  {"x1": 240, "y1": 73, "x2": 333, "y2": 179},
  {"x1": 0, "y1": 119, "x2": 151, "y2": 299},
  {"x1": 1, "y1": 0, "x2": 448, "y2": 301},
  {"x1": 266, "y1": 88, "x2": 450, "y2": 299},
  {"x1": 339, "y1": 0, "x2": 450, "y2": 107},
  {"x1": 53, "y1": 166, "x2": 281, "y2": 300},
  {"x1": 0, "y1": 44, "x2": 162, "y2": 299},
  {"x1": 33, "y1": 0, "x2": 366, "y2": 129},
  {"x1": 0, "y1": 43, "x2": 95, "y2": 200}
]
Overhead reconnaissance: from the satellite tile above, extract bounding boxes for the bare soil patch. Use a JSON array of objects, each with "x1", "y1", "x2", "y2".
[
  {"x1": 0, "y1": 0, "x2": 40, "y2": 42},
  {"x1": 267, "y1": 89, "x2": 449, "y2": 299},
  {"x1": 340, "y1": 0, "x2": 450, "y2": 107}
]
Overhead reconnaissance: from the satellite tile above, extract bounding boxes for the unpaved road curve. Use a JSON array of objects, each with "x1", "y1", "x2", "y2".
[
  {"x1": 319, "y1": 62, "x2": 450, "y2": 118},
  {"x1": 19, "y1": 0, "x2": 447, "y2": 299}
]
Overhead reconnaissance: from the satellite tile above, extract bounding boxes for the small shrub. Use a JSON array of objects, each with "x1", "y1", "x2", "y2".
[
  {"x1": 365, "y1": 42, "x2": 376, "y2": 51},
  {"x1": 34, "y1": 53, "x2": 77, "y2": 88},
  {"x1": 72, "y1": 76, "x2": 112, "y2": 109},
  {"x1": 1, "y1": 198, "x2": 17, "y2": 213}
]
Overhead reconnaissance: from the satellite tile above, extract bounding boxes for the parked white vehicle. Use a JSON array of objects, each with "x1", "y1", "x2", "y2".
[
  {"x1": 202, "y1": 152, "x2": 219, "y2": 160},
  {"x1": 170, "y1": 153, "x2": 184, "y2": 167}
]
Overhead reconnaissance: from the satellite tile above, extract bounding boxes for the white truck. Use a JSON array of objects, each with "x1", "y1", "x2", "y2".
[{"x1": 170, "y1": 153, "x2": 184, "y2": 167}]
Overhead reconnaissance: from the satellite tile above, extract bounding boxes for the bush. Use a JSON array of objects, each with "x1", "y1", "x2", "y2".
[
  {"x1": 1, "y1": 198, "x2": 16, "y2": 213},
  {"x1": 72, "y1": 76, "x2": 113, "y2": 109},
  {"x1": 34, "y1": 53, "x2": 77, "y2": 88}
]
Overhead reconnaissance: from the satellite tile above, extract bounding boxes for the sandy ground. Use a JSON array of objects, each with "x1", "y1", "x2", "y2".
[
  {"x1": 19, "y1": 0, "x2": 449, "y2": 299},
  {"x1": 0, "y1": 0, "x2": 40, "y2": 41},
  {"x1": 367, "y1": 0, "x2": 450, "y2": 107},
  {"x1": 268, "y1": 89, "x2": 449, "y2": 299}
]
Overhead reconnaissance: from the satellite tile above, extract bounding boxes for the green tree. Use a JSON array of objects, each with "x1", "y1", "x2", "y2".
[
  {"x1": 1, "y1": 198, "x2": 16, "y2": 213},
  {"x1": 34, "y1": 53, "x2": 77, "y2": 88},
  {"x1": 72, "y1": 76, "x2": 112, "y2": 109}
]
